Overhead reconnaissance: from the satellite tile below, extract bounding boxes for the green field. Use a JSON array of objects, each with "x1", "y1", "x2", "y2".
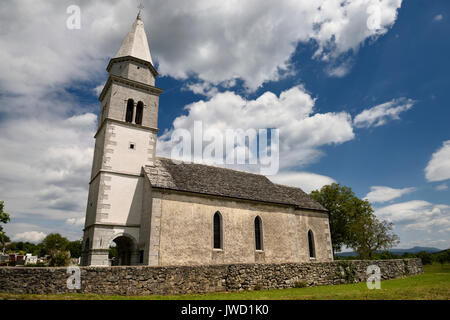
[{"x1": 1, "y1": 263, "x2": 449, "y2": 300}]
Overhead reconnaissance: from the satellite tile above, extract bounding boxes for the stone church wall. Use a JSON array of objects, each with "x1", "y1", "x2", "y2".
[
  {"x1": 156, "y1": 191, "x2": 333, "y2": 266},
  {"x1": 0, "y1": 259, "x2": 423, "y2": 296}
]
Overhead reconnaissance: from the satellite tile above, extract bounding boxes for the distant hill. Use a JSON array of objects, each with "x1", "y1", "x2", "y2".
[
  {"x1": 336, "y1": 246, "x2": 443, "y2": 257},
  {"x1": 390, "y1": 247, "x2": 442, "y2": 254}
]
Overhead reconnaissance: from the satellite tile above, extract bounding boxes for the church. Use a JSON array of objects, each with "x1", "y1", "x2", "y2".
[{"x1": 81, "y1": 12, "x2": 333, "y2": 267}]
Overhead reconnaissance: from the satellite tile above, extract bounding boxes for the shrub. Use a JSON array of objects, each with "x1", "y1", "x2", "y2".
[
  {"x1": 294, "y1": 281, "x2": 307, "y2": 288},
  {"x1": 48, "y1": 250, "x2": 71, "y2": 267},
  {"x1": 376, "y1": 251, "x2": 397, "y2": 260},
  {"x1": 253, "y1": 283, "x2": 264, "y2": 291},
  {"x1": 416, "y1": 251, "x2": 433, "y2": 265},
  {"x1": 436, "y1": 253, "x2": 448, "y2": 265},
  {"x1": 24, "y1": 262, "x2": 46, "y2": 267},
  {"x1": 337, "y1": 261, "x2": 357, "y2": 282}
]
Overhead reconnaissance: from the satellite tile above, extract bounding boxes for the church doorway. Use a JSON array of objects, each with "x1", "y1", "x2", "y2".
[{"x1": 109, "y1": 235, "x2": 136, "y2": 266}]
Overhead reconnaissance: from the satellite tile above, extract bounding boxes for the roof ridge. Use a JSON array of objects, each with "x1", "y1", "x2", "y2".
[
  {"x1": 273, "y1": 183, "x2": 307, "y2": 193},
  {"x1": 155, "y1": 156, "x2": 276, "y2": 179},
  {"x1": 145, "y1": 157, "x2": 327, "y2": 212}
]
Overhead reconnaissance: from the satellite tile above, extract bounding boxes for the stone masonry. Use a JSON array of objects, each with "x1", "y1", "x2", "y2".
[{"x1": 0, "y1": 259, "x2": 422, "y2": 296}]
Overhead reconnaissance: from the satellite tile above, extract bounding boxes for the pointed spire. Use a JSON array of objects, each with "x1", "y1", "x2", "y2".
[{"x1": 115, "y1": 11, "x2": 153, "y2": 64}]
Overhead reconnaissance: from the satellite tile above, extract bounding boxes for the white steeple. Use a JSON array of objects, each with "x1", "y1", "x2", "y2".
[{"x1": 115, "y1": 11, "x2": 153, "y2": 64}]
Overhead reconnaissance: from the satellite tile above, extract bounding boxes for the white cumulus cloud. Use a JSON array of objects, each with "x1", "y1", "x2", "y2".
[
  {"x1": 425, "y1": 140, "x2": 450, "y2": 182},
  {"x1": 268, "y1": 171, "x2": 336, "y2": 193},
  {"x1": 0, "y1": 0, "x2": 403, "y2": 94},
  {"x1": 12, "y1": 231, "x2": 47, "y2": 243},
  {"x1": 66, "y1": 217, "x2": 85, "y2": 227},
  {"x1": 365, "y1": 186, "x2": 416, "y2": 203},
  {"x1": 157, "y1": 86, "x2": 355, "y2": 170},
  {"x1": 354, "y1": 98, "x2": 415, "y2": 128},
  {"x1": 0, "y1": 93, "x2": 96, "y2": 242},
  {"x1": 0, "y1": 0, "x2": 404, "y2": 242},
  {"x1": 375, "y1": 200, "x2": 450, "y2": 232}
]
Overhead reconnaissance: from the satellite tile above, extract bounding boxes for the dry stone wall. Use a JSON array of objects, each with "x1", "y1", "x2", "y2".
[{"x1": 0, "y1": 259, "x2": 422, "y2": 296}]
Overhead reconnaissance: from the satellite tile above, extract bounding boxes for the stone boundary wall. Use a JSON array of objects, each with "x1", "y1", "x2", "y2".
[{"x1": 0, "y1": 259, "x2": 422, "y2": 296}]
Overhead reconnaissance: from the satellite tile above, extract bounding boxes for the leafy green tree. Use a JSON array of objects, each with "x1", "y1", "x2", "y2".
[
  {"x1": 402, "y1": 252, "x2": 413, "y2": 259},
  {"x1": 310, "y1": 183, "x2": 399, "y2": 259},
  {"x1": 346, "y1": 213, "x2": 399, "y2": 259},
  {"x1": 109, "y1": 246, "x2": 116, "y2": 259},
  {"x1": 40, "y1": 233, "x2": 71, "y2": 266},
  {"x1": 41, "y1": 233, "x2": 69, "y2": 254},
  {"x1": 416, "y1": 251, "x2": 433, "y2": 265},
  {"x1": 48, "y1": 250, "x2": 71, "y2": 267},
  {"x1": 435, "y1": 252, "x2": 448, "y2": 265},
  {"x1": 7, "y1": 241, "x2": 39, "y2": 255},
  {"x1": 375, "y1": 251, "x2": 398, "y2": 260},
  {"x1": 310, "y1": 183, "x2": 372, "y2": 254},
  {"x1": 66, "y1": 240, "x2": 82, "y2": 258},
  {"x1": 0, "y1": 201, "x2": 11, "y2": 254}
]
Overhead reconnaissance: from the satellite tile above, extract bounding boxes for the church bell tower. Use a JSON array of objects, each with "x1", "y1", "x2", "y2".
[{"x1": 81, "y1": 11, "x2": 162, "y2": 266}]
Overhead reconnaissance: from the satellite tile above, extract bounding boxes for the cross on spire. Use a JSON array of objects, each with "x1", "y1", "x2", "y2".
[{"x1": 137, "y1": 3, "x2": 144, "y2": 20}]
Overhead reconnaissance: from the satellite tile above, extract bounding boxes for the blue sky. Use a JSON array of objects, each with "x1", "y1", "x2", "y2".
[{"x1": 0, "y1": 0, "x2": 449, "y2": 250}]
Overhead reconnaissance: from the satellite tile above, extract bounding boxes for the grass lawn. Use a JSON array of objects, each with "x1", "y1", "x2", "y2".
[{"x1": 1, "y1": 263, "x2": 449, "y2": 300}]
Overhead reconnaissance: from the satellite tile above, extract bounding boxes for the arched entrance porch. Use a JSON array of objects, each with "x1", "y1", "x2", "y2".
[{"x1": 109, "y1": 234, "x2": 138, "y2": 266}]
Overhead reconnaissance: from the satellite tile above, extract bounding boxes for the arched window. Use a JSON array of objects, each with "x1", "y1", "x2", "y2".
[
  {"x1": 213, "y1": 211, "x2": 222, "y2": 249},
  {"x1": 308, "y1": 230, "x2": 316, "y2": 258},
  {"x1": 254, "y1": 216, "x2": 263, "y2": 250},
  {"x1": 135, "y1": 101, "x2": 144, "y2": 125},
  {"x1": 125, "y1": 99, "x2": 134, "y2": 123}
]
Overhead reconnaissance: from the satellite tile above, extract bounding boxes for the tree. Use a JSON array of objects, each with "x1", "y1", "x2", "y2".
[
  {"x1": 41, "y1": 233, "x2": 71, "y2": 266},
  {"x1": 346, "y1": 213, "x2": 399, "y2": 259},
  {"x1": 66, "y1": 240, "x2": 82, "y2": 258},
  {"x1": 375, "y1": 251, "x2": 397, "y2": 260},
  {"x1": 41, "y1": 233, "x2": 69, "y2": 254},
  {"x1": 7, "y1": 241, "x2": 39, "y2": 255},
  {"x1": 0, "y1": 201, "x2": 11, "y2": 254},
  {"x1": 435, "y1": 251, "x2": 449, "y2": 265},
  {"x1": 310, "y1": 183, "x2": 399, "y2": 259},
  {"x1": 48, "y1": 250, "x2": 71, "y2": 267},
  {"x1": 109, "y1": 246, "x2": 116, "y2": 259},
  {"x1": 310, "y1": 183, "x2": 371, "y2": 254},
  {"x1": 416, "y1": 251, "x2": 433, "y2": 265}
]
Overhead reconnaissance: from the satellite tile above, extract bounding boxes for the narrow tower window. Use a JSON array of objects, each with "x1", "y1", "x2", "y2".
[
  {"x1": 213, "y1": 211, "x2": 222, "y2": 249},
  {"x1": 125, "y1": 99, "x2": 134, "y2": 123},
  {"x1": 135, "y1": 101, "x2": 144, "y2": 125},
  {"x1": 254, "y1": 216, "x2": 263, "y2": 251},
  {"x1": 308, "y1": 229, "x2": 316, "y2": 258}
]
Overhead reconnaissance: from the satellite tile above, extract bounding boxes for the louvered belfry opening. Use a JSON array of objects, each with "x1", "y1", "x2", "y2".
[
  {"x1": 135, "y1": 101, "x2": 144, "y2": 124},
  {"x1": 125, "y1": 99, "x2": 134, "y2": 123}
]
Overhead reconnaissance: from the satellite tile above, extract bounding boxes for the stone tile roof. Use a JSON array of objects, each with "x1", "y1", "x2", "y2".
[{"x1": 143, "y1": 158, "x2": 327, "y2": 212}]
